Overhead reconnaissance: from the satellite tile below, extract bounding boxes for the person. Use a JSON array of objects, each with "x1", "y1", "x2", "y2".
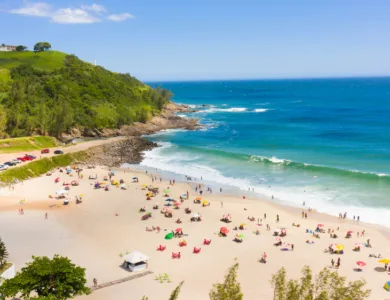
[
  {"x1": 45, "y1": 213, "x2": 48, "y2": 219},
  {"x1": 272, "y1": 195, "x2": 274, "y2": 199},
  {"x1": 305, "y1": 212, "x2": 308, "y2": 219},
  {"x1": 221, "y1": 201, "x2": 223, "y2": 208},
  {"x1": 291, "y1": 244, "x2": 294, "y2": 251},
  {"x1": 264, "y1": 213, "x2": 267, "y2": 219},
  {"x1": 220, "y1": 188, "x2": 222, "y2": 192},
  {"x1": 276, "y1": 215, "x2": 279, "y2": 222},
  {"x1": 361, "y1": 230, "x2": 365, "y2": 237},
  {"x1": 331, "y1": 259, "x2": 334, "y2": 268},
  {"x1": 93, "y1": 278, "x2": 97, "y2": 287},
  {"x1": 357, "y1": 232, "x2": 359, "y2": 238},
  {"x1": 301, "y1": 211, "x2": 304, "y2": 218},
  {"x1": 357, "y1": 216, "x2": 360, "y2": 222},
  {"x1": 337, "y1": 257, "x2": 341, "y2": 268},
  {"x1": 367, "y1": 239, "x2": 370, "y2": 246}
]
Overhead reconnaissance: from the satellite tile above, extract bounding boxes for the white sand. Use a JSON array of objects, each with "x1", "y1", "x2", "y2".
[{"x1": 1, "y1": 166, "x2": 389, "y2": 300}]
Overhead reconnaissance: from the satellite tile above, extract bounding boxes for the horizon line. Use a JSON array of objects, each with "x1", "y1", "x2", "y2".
[{"x1": 145, "y1": 74, "x2": 390, "y2": 84}]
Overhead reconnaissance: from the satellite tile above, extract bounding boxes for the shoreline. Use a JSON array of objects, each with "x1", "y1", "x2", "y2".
[{"x1": 121, "y1": 165, "x2": 390, "y2": 242}]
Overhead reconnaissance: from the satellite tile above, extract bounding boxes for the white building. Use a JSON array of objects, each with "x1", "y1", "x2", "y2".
[{"x1": 0, "y1": 45, "x2": 17, "y2": 52}]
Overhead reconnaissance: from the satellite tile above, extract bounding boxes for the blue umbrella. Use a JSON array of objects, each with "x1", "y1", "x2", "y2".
[
  {"x1": 132, "y1": 177, "x2": 137, "y2": 179},
  {"x1": 165, "y1": 198, "x2": 174, "y2": 202}
]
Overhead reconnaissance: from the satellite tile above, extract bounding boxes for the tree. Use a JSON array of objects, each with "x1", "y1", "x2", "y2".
[
  {"x1": 270, "y1": 265, "x2": 371, "y2": 300},
  {"x1": 33, "y1": 42, "x2": 51, "y2": 52},
  {"x1": 0, "y1": 106, "x2": 7, "y2": 139},
  {"x1": 209, "y1": 259, "x2": 243, "y2": 300},
  {"x1": 15, "y1": 45, "x2": 28, "y2": 52},
  {"x1": 169, "y1": 281, "x2": 184, "y2": 300},
  {"x1": 0, "y1": 237, "x2": 9, "y2": 269},
  {"x1": 0, "y1": 255, "x2": 90, "y2": 300}
]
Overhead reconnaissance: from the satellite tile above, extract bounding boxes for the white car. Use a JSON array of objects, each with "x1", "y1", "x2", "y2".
[
  {"x1": 11, "y1": 159, "x2": 21, "y2": 164},
  {"x1": 0, "y1": 164, "x2": 9, "y2": 171}
]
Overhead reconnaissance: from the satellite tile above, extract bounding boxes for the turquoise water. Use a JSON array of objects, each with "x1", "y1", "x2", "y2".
[{"x1": 141, "y1": 78, "x2": 390, "y2": 226}]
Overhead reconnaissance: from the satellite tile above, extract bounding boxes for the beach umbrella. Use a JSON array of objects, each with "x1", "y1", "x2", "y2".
[
  {"x1": 384, "y1": 281, "x2": 390, "y2": 291},
  {"x1": 240, "y1": 223, "x2": 246, "y2": 227},
  {"x1": 347, "y1": 230, "x2": 353, "y2": 234},
  {"x1": 164, "y1": 189, "x2": 170, "y2": 194},
  {"x1": 174, "y1": 202, "x2": 181, "y2": 207},
  {"x1": 355, "y1": 243, "x2": 364, "y2": 247},
  {"x1": 220, "y1": 227, "x2": 229, "y2": 234},
  {"x1": 202, "y1": 200, "x2": 209, "y2": 206},
  {"x1": 193, "y1": 213, "x2": 200, "y2": 218},
  {"x1": 237, "y1": 234, "x2": 244, "y2": 239},
  {"x1": 356, "y1": 261, "x2": 366, "y2": 267},
  {"x1": 317, "y1": 224, "x2": 324, "y2": 227},
  {"x1": 276, "y1": 237, "x2": 283, "y2": 242},
  {"x1": 336, "y1": 245, "x2": 344, "y2": 251},
  {"x1": 146, "y1": 212, "x2": 152, "y2": 215},
  {"x1": 182, "y1": 194, "x2": 187, "y2": 197},
  {"x1": 195, "y1": 196, "x2": 202, "y2": 201},
  {"x1": 175, "y1": 228, "x2": 182, "y2": 233},
  {"x1": 165, "y1": 232, "x2": 174, "y2": 240},
  {"x1": 165, "y1": 198, "x2": 174, "y2": 202},
  {"x1": 56, "y1": 190, "x2": 68, "y2": 195},
  {"x1": 132, "y1": 177, "x2": 137, "y2": 179},
  {"x1": 165, "y1": 209, "x2": 173, "y2": 214},
  {"x1": 378, "y1": 258, "x2": 390, "y2": 264}
]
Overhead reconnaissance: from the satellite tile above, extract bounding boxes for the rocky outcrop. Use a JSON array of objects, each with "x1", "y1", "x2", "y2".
[
  {"x1": 84, "y1": 137, "x2": 158, "y2": 167},
  {"x1": 61, "y1": 102, "x2": 199, "y2": 141}
]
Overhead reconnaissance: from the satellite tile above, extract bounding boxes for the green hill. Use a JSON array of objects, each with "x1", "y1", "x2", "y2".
[
  {"x1": 0, "y1": 51, "x2": 170, "y2": 138},
  {"x1": 0, "y1": 51, "x2": 66, "y2": 71}
]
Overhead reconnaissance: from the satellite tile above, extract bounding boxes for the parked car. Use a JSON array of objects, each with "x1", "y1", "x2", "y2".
[
  {"x1": 17, "y1": 155, "x2": 33, "y2": 162},
  {"x1": 26, "y1": 154, "x2": 36, "y2": 160},
  {"x1": 0, "y1": 164, "x2": 9, "y2": 171},
  {"x1": 11, "y1": 159, "x2": 21, "y2": 164},
  {"x1": 4, "y1": 161, "x2": 17, "y2": 166},
  {"x1": 41, "y1": 149, "x2": 50, "y2": 154},
  {"x1": 54, "y1": 150, "x2": 64, "y2": 155}
]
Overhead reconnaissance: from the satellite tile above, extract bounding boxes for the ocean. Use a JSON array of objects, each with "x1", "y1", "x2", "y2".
[{"x1": 138, "y1": 78, "x2": 390, "y2": 227}]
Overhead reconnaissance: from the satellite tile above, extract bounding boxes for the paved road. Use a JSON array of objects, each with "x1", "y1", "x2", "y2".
[{"x1": 0, "y1": 136, "x2": 125, "y2": 169}]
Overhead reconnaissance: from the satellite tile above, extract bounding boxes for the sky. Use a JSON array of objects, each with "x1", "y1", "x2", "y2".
[{"x1": 1, "y1": 0, "x2": 390, "y2": 81}]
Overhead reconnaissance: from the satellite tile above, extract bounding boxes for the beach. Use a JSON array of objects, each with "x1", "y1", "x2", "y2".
[{"x1": 1, "y1": 165, "x2": 390, "y2": 299}]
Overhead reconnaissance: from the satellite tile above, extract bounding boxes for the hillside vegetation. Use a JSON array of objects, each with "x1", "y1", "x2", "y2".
[
  {"x1": 0, "y1": 136, "x2": 58, "y2": 153},
  {"x1": 0, "y1": 51, "x2": 171, "y2": 138}
]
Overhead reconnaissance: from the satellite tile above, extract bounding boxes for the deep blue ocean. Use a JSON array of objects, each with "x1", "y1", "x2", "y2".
[{"x1": 141, "y1": 78, "x2": 390, "y2": 226}]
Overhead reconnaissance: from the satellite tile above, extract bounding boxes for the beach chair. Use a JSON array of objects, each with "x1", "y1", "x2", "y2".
[
  {"x1": 193, "y1": 247, "x2": 201, "y2": 254},
  {"x1": 203, "y1": 239, "x2": 211, "y2": 245},
  {"x1": 172, "y1": 252, "x2": 181, "y2": 259},
  {"x1": 179, "y1": 241, "x2": 187, "y2": 247},
  {"x1": 157, "y1": 245, "x2": 166, "y2": 251}
]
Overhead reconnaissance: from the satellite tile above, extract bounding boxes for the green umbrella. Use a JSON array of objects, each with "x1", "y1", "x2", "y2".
[
  {"x1": 164, "y1": 189, "x2": 170, "y2": 194},
  {"x1": 237, "y1": 234, "x2": 245, "y2": 239},
  {"x1": 165, "y1": 232, "x2": 174, "y2": 240},
  {"x1": 146, "y1": 212, "x2": 152, "y2": 215}
]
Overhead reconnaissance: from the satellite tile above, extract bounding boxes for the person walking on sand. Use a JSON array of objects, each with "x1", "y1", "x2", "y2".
[
  {"x1": 337, "y1": 257, "x2": 341, "y2": 268},
  {"x1": 361, "y1": 230, "x2": 365, "y2": 237},
  {"x1": 93, "y1": 278, "x2": 97, "y2": 287},
  {"x1": 45, "y1": 213, "x2": 48, "y2": 219},
  {"x1": 276, "y1": 215, "x2": 279, "y2": 223},
  {"x1": 305, "y1": 212, "x2": 308, "y2": 219},
  {"x1": 221, "y1": 201, "x2": 223, "y2": 208},
  {"x1": 264, "y1": 213, "x2": 267, "y2": 219},
  {"x1": 331, "y1": 258, "x2": 335, "y2": 268}
]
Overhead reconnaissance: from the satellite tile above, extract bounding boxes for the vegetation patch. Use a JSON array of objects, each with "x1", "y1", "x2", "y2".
[
  {"x1": 0, "y1": 136, "x2": 58, "y2": 153},
  {"x1": 0, "y1": 151, "x2": 88, "y2": 183}
]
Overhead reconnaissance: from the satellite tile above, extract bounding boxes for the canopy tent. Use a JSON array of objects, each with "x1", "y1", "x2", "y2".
[
  {"x1": 123, "y1": 251, "x2": 150, "y2": 272},
  {"x1": 384, "y1": 281, "x2": 390, "y2": 291}
]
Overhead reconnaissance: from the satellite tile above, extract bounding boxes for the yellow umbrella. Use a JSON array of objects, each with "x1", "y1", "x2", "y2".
[
  {"x1": 240, "y1": 223, "x2": 246, "y2": 227},
  {"x1": 202, "y1": 200, "x2": 209, "y2": 205},
  {"x1": 336, "y1": 245, "x2": 344, "y2": 251},
  {"x1": 378, "y1": 258, "x2": 390, "y2": 264}
]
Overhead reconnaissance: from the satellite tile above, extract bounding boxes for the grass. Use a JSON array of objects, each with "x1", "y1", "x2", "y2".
[
  {"x1": 0, "y1": 51, "x2": 66, "y2": 71},
  {"x1": 0, "y1": 151, "x2": 88, "y2": 183},
  {"x1": 0, "y1": 262, "x2": 12, "y2": 275},
  {"x1": 0, "y1": 136, "x2": 59, "y2": 153}
]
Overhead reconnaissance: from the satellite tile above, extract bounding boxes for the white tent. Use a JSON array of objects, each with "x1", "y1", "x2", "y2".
[
  {"x1": 123, "y1": 251, "x2": 150, "y2": 264},
  {"x1": 122, "y1": 251, "x2": 150, "y2": 272},
  {"x1": 56, "y1": 190, "x2": 68, "y2": 195}
]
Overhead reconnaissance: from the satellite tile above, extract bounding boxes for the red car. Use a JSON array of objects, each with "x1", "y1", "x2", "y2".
[
  {"x1": 17, "y1": 155, "x2": 33, "y2": 162},
  {"x1": 41, "y1": 149, "x2": 50, "y2": 154}
]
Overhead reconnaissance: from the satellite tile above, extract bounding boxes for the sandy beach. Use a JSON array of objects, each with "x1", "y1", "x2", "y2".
[{"x1": 1, "y1": 165, "x2": 390, "y2": 299}]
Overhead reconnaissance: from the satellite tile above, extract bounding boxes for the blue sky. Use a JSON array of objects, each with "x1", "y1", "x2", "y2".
[{"x1": 1, "y1": 0, "x2": 390, "y2": 81}]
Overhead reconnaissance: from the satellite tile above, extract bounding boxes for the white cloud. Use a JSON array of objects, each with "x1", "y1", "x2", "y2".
[
  {"x1": 107, "y1": 13, "x2": 134, "y2": 22},
  {"x1": 81, "y1": 4, "x2": 107, "y2": 14},
  {"x1": 7, "y1": 2, "x2": 134, "y2": 24},
  {"x1": 52, "y1": 8, "x2": 100, "y2": 24},
  {"x1": 10, "y1": 2, "x2": 51, "y2": 17}
]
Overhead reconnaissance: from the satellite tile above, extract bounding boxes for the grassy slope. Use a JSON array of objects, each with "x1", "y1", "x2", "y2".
[
  {"x1": 0, "y1": 51, "x2": 66, "y2": 71},
  {"x1": 0, "y1": 136, "x2": 59, "y2": 153},
  {"x1": 0, "y1": 151, "x2": 87, "y2": 183}
]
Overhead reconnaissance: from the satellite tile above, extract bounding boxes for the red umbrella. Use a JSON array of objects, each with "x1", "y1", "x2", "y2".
[
  {"x1": 175, "y1": 228, "x2": 182, "y2": 233},
  {"x1": 317, "y1": 224, "x2": 324, "y2": 227},
  {"x1": 356, "y1": 261, "x2": 366, "y2": 267},
  {"x1": 347, "y1": 230, "x2": 353, "y2": 234},
  {"x1": 220, "y1": 227, "x2": 229, "y2": 234}
]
